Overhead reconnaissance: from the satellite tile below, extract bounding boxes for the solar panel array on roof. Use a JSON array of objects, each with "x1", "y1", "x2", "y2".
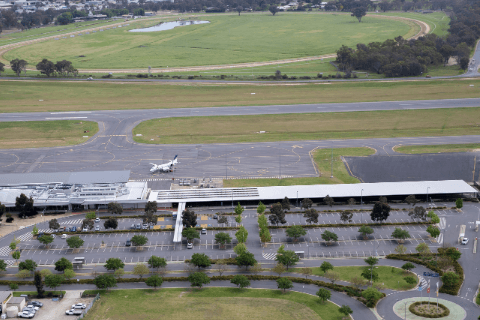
[{"x1": 0, "y1": 171, "x2": 130, "y2": 186}]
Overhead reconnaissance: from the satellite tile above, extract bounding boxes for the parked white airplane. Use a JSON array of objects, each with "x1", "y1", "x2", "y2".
[{"x1": 149, "y1": 155, "x2": 178, "y2": 173}]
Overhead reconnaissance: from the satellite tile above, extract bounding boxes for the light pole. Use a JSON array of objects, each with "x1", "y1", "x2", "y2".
[
  {"x1": 296, "y1": 191, "x2": 299, "y2": 207},
  {"x1": 330, "y1": 148, "x2": 333, "y2": 178},
  {"x1": 404, "y1": 300, "x2": 412, "y2": 320},
  {"x1": 427, "y1": 187, "x2": 430, "y2": 204},
  {"x1": 361, "y1": 189, "x2": 364, "y2": 206},
  {"x1": 306, "y1": 243, "x2": 309, "y2": 258}
]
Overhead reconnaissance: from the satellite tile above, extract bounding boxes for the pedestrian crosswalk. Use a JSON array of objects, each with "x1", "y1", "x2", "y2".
[
  {"x1": 0, "y1": 246, "x2": 11, "y2": 257},
  {"x1": 419, "y1": 276, "x2": 428, "y2": 290},
  {"x1": 5, "y1": 260, "x2": 15, "y2": 267},
  {"x1": 262, "y1": 252, "x2": 277, "y2": 260},
  {"x1": 63, "y1": 219, "x2": 83, "y2": 225},
  {"x1": 16, "y1": 229, "x2": 55, "y2": 242}
]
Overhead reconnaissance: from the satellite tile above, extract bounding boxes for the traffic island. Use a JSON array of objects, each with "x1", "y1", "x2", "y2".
[{"x1": 393, "y1": 298, "x2": 466, "y2": 320}]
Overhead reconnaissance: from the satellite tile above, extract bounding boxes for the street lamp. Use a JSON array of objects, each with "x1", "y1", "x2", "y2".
[
  {"x1": 296, "y1": 191, "x2": 299, "y2": 207},
  {"x1": 404, "y1": 300, "x2": 412, "y2": 320},
  {"x1": 427, "y1": 187, "x2": 430, "y2": 204},
  {"x1": 361, "y1": 189, "x2": 364, "y2": 206}
]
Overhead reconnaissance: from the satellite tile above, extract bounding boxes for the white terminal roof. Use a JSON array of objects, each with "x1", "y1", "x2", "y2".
[{"x1": 150, "y1": 180, "x2": 477, "y2": 203}]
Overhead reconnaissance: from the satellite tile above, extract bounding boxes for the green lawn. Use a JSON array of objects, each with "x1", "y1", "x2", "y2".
[
  {"x1": 0, "y1": 120, "x2": 98, "y2": 149},
  {"x1": 394, "y1": 143, "x2": 480, "y2": 154},
  {"x1": 293, "y1": 266, "x2": 418, "y2": 291},
  {"x1": 223, "y1": 147, "x2": 373, "y2": 187},
  {"x1": 133, "y1": 107, "x2": 480, "y2": 145},
  {"x1": 373, "y1": 11, "x2": 450, "y2": 37},
  {"x1": 5, "y1": 13, "x2": 412, "y2": 69},
  {"x1": 83, "y1": 288, "x2": 345, "y2": 320}
]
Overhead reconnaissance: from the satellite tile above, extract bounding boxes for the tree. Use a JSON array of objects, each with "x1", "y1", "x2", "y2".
[
  {"x1": 320, "y1": 261, "x2": 334, "y2": 274},
  {"x1": 302, "y1": 198, "x2": 313, "y2": 209},
  {"x1": 350, "y1": 276, "x2": 367, "y2": 289},
  {"x1": 321, "y1": 230, "x2": 338, "y2": 245},
  {"x1": 405, "y1": 195, "x2": 417, "y2": 206},
  {"x1": 348, "y1": 198, "x2": 356, "y2": 206},
  {"x1": 401, "y1": 262, "x2": 415, "y2": 272},
  {"x1": 182, "y1": 228, "x2": 200, "y2": 243},
  {"x1": 370, "y1": 202, "x2": 391, "y2": 222},
  {"x1": 57, "y1": 12, "x2": 73, "y2": 25},
  {"x1": 300, "y1": 267, "x2": 313, "y2": 279},
  {"x1": 38, "y1": 235, "x2": 54, "y2": 248},
  {"x1": 12, "y1": 251, "x2": 21, "y2": 263},
  {"x1": 93, "y1": 274, "x2": 117, "y2": 291},
  {"x1": 235, "y1": 226, "x2": 248, "y2": 243},
  {"x1": 66, "y1": 236, "x2": 84, "y2": 249},
  {"x1": 148, "y1": 256, "x2": 167, "y2": 272},
  {"x1": 281, "y1": 197, "x2": 291, "y2": 211},
  {"x1": 191, "y1": 253, "x2": 211, "y2": 269},
  {"x1": 15, "y1": 193, "x2": 36, "y2": 218},
  {"x1": 214, "y1": 259, "x2": 229, "y2": 276},
  {"x1": 323, "y1": 195, "x2": 335, "y2": 207},
  {"x1": 182, "y1": 208, "x2": 197, "y2": 228},
  {"x1": 338, "y1": 305, "x2": 353, "y2": 318},
  {"x1": 324, "y1": 270, "x2": 341, "y2": 284},
  {"x1": 10, "y1": 59, "x2": 28, "y2": 76},
  {"x1": 55, "y1": 257, "x2": 73, "y2": 273},
  {"x1": 236, "y1": 251, "x2": 257, "y2": 270},
  {"x1": 427, "y1": 211, "x2": 440, "y2": 224},
  {"x1": 340, "y1": 211, "x2": 353, "y2": 223},
  {"x1": 391, "y1": 228, "x2": 410, "y2": 243},
  {"x1": 395, "y1": 244, "x2": 407, "y2": 254},
  {"x1": 143, "y1": 210, "x2": 157, "y2": 225},
  {"x1": 259, "y1": 227, "x2": 271, "y2": 243},
  {"x1": 9, "y1": 238, "x2": 19, "y2": 252},
  {"x1": 275, "y1": 250, "x2": 299, "y2": 270},
  {"x1": 456, "y1": 198, "x2": 463, "y2": 209},
  {"x1": 444, "y1": 247, "x2": 461, "y2": 261},
  {"x1": 404, "y1": 276, "x2": 417, "y2": 285},
  {"x1": 362, "y1": 287, "x2": 382, "y2": 307},
  {"x1": 105, "y1": 258, "x2": 125, "y2": 271},
  {"x1": 0, "y1": 63, "x2": 4, "y2": 76},
  {"x1": 304, "y1": 208, "x2": 319, "y2": 224},
  {"x1": 358, "y1": 225, "x2": 374, "y2": 240},
  {"x1": 277, "y1": 277, "x2": 293, "y2": 292},
  {"x1": 145, "y1": 201, "x2": 157, "y2": 214},
  {"x1": 234, "y1": 202, "x2": 244, "y2": 215},
  {"x1": 273, "y1": 262, "x2": 287, "y2": 276},
  {"x1": 36, "y1": 59, "x2": 55, "y2": 77},
  {"x1": 188, "y1": 272, "x2": 210, "y2": 289},
  {"x1": 131, "y1": 235, "x2": 148, "y2": 248},
  {"x1": 257, "y1": 202, "x2": 266, "y2": 214},
  {"x1": 361, "y1": 267, "x2": 379, "y2": 284},
  {"x1": 0, "y1": 260, "x2": 7, "y2": 272},
  {"x1": 107, "y1": 202, "x2": 123, "y2": 215},
  {"x1": 215, "y1": 232, "x2": 232, "y2": 248},
  {"x1": 378, "y1": 0, "x2": 391, "y2": 12},
  {"x1": 426, "y1": 225, "x2": 440, "y2": 238},
  {"x1": 351, "y1": 6, "x2": 366, "y2": 22},
  {"x1": 236, "y1": 5, "x2": 243, "y2": 15},
  {"x1": 145, "y1": 274, "x2": 163, "y2": 290},
  {"x1": 85, "y1": 212, "x2": 96, "y2": 220},
  {"x1": 409, "y1": 206, "x2": 427, "y2": 220},
  {"x1": 316, "y1": 288, "x2": 331, "y2": 304},
  {"x1": 64, "y1": 269, "x2": 76, "y2": 280},
  {"x1": 269, "y1": 203, "x2": 286, "y2": 225},
  {"x1": 460, "y1": 57, "x2": 469, "y2": 71},
  {"x1": 364, "y1": 256, "x2": 379, "y2": 268},
  {"x1": 34, "y1": 271, "x2": 45, "y2": 298},
  {"x1": 113, "y1": 268, "x2": 124, "y2": 280},
  {"x1": 415, "y1": 243, "x2": 430, "y2": 256},
  {"x1": 436, "y1": 255, "x2": 453, "y2": 272},
  {"x1": 441, "y1": 272, "x2": 460, "y2": 289},
  {"x1": 132, "y1": 263, "x2": 150, "y2": 279},
  {"x1": 379, "y1": 196, "x2": 387, "y2": 204},
  {"x1": 269, "y1": 5, "x2": 278, "y2": 15},
  {"x1": 231, "y1": 274, "x2": 250, "y2": 289},
  {"x1": 16, "y1": 270, "x2": 31, "y2": 279},
  {"x1": 19, "y1": 259, "x2": 37, "y2": 273},
  {"x1": 104, "y1": 218, "x2": 118, "y2": 230},
  {"x1": 9, "y1": 283, "x2": 19, "y2": 291},
  {"x1": 250, "y1": 263, "x2": 262, "y2": 276},
  {"x1": 234, "y1": 243, "x2": 247, "y2": 255},
  {"x1": 218, "y1": 216, "x2": 228, "y2": 225},
  {"x1": 32, "y1": 225, "x2": 39, "y2": 236},
  {"x1": 44, "y1": 274, "x2": 64, "y2": 291},
  {"x1": 285, "y1": 225, "x2": 306, "y2": 242},
  {"x1": 48, "y1": 219, "x2": 60, "y2": 230},
  {"x1": 82, "y1": 219, "x2": 94, "y2": 231}
]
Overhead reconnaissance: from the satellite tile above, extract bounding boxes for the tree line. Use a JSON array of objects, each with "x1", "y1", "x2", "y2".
[{"x1": 335, "y1": 0, "x2": 480, "y2": 77}]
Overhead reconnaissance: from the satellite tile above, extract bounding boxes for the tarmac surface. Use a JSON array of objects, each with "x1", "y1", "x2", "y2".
[{"x1": 1, "y1": 98, "x2": 480, "y2": 184}]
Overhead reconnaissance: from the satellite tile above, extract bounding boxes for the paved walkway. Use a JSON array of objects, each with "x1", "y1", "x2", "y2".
[{"x1": 393, "y1": 297, "x2": 466, "y2": 320}]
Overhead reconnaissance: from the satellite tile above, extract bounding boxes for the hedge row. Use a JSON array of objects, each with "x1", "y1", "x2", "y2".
[
  {"x1": 184, "y1": 257, "x2": 238, "y2": 265},
  {"x1": 386, "y1": 252, "x2": 464, "y2": 295},
  {"x1": 268, "y1": 221, "x2": 433, "y2": 229},
  {"x1": 98, "y1": 214, "x2": 172, "y2": 220},
  {"x1": 409, "y1": 301, "x2": 450, "y2": 318}
]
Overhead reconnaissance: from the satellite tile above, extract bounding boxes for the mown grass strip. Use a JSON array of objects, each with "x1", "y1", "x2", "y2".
[{"x1": 394, "y1": 143, "x2": 480, "y2": 154}]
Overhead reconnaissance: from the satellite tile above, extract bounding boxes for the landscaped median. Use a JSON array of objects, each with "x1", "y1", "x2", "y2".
[{"x1": 267, "y1": 221, "x2": 434, "y2": 229}]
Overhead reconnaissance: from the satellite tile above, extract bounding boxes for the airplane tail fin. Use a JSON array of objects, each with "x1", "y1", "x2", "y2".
[{"x1": 173, "y1": 155, "x2": 178, "y2": 164}]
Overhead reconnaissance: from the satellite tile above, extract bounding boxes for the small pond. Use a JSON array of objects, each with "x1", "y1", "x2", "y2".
[{"x1": 129, "y1": 20, "x2": 210, "y2": 32}]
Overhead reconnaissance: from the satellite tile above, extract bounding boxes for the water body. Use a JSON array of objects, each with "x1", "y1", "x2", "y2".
[{"x1": 129, "y1": 20, "x2": 210, "y2": 32}]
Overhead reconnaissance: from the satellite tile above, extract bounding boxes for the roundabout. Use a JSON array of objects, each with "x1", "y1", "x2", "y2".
[{"x1": 392, "y1": 297, "x2": 467, "y2": 320}]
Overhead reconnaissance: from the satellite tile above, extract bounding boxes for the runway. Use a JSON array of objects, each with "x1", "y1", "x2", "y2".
[{"x1": 1, "y1": 98, "x2": 479, "y2": 184}]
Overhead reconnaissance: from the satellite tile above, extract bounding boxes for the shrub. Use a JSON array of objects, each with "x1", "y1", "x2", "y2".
[{"x1": 409, "y1": 301, "x2": 450, "y2": 318}]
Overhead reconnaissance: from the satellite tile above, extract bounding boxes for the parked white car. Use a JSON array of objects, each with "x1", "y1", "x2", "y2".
[
  {"x1": 18, "y1": 311, "x2": 34, "y2": 318},
  {"x1": 462, "y1": 238, "x2": 469, "y2": 245},
  {"x1": 72, "y1": 303, "x2": 87, "y2": 309},
  {"x1": 61, "y1": 234, "x2": 68, "y2": 239}
]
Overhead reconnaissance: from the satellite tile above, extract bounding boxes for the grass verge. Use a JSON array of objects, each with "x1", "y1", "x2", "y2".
[
  {"x1": 0, "y1": 120, "x2": 98, "y2": 149},
  {"x1": 12, "y1": 290, "x2": 66, "y2": 297},
  {"x1": 83, "y1": 287, "x2": 345, "y2": 320},
  {"x1": 223, "y1": 147, "x2": 374, "y2": 187},
  {"x1": 394, "y1": 143, "x2": 480, "y2": 154},
  {"x1": 3, "y1": 79, "x2": 480, "y2": 113},
  {"x1": 133, "y1": 107, "x2": 480, "y2": 144},
  {"x1": 292, "y1": 266, "x2": 417, "y2": 291}
]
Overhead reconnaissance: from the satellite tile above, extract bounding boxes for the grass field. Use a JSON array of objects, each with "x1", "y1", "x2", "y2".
[
  {"x1": 394, "y1": 143, "x2": 480, "y2": 154},
  {"x1": 223, "y1": 147, "x2": 373, "y2": 187},
  {"x1": 83, "y1": 288, "x2": 344, "y2": 320},
  {"x1": 0, "y1": 120, "x2": 98, "y2": 149},
  {"x1": 3, "y1": 79, "x2": 480, "y2": 113},
  {"x1": 5, "y1": 13, "x2": 412, "y2": 69},
  {"x1": 292, "y1": 266, "x2": 418, "y2": 291},
  {"x1": 133, "y1": 107, "x2": 480, "y2": 145},
  {"x1": 374, "y1": 11, "x2": 450, "y2": 37}
]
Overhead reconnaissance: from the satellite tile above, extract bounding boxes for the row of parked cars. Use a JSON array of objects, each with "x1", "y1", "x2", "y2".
[
  {"x1": 17, "y1": 301, "x2": 43, "y2": 318},
  {"x1": 65, "y1": 303, "x2": 86, "y2": 316}
]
